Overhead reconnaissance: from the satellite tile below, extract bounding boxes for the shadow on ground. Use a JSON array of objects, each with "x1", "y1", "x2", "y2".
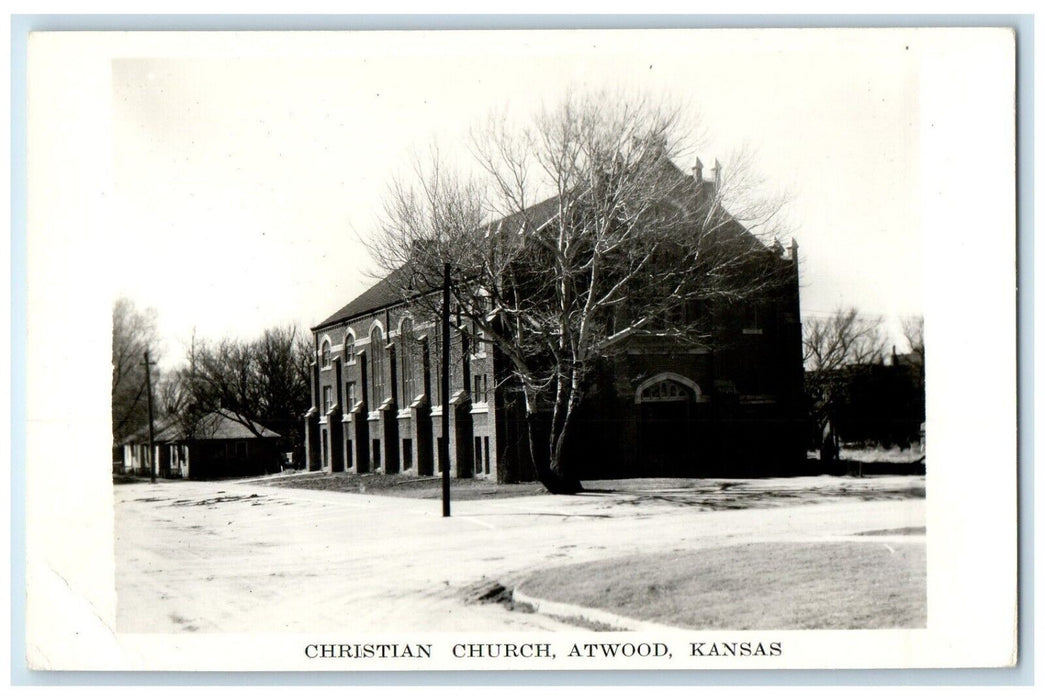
[{"x1": 578, "y1": 475, "x2": 924, "y2": 511}]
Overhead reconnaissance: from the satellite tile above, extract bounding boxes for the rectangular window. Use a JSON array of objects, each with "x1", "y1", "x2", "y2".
[
  {"x1": 346, "y1": 381, "x2": 357, "y2": 409},
  {"x1": 430, "y1": 337, "x2": 442, "y2": 406},
  {"x1": 346, "y1": 439, "x2": 353, "y2": 468},
  {"x1": 665, "y1": 303, "x2": 685, "y2": 328},
  {"x1": 400, "y1": 331, "x2": 416, "y2": 404},
  {"x1": 372, "y1": 439, "x2": 382, "y2": 472},
  {"x1": 453, "y1": 335, "x2": 464, "y2": 393},
  {"x1": 370, "y1": 333, "x2": 387, "y2": 405},
  {"x1": 436, "y1": 437, "x2": 446, "y2": 473},
  {"x1": 323, "y1": 385, "x2": 333, "y2": 412},
  {"x1": 742, "y1": 307, "x2": 763, "y2": 335},
  {"x1": 474, "y1": 437, "x2": 483, "y2": 474},
  {"x1": 345, "y1": 336, "x2": 356, "y2": 364},
  {"x1": 484, "y1": 437, "x2": 491, "y2": 475},
  {"x1": 321, "y1": 429, "x2": 329, "y2": 467},
  {"x1": 374, "y1": 365, "x2": 385, "y2": 403},
  {"x1": 402, "y1": 439, "x2": 413, "y2": 471}
]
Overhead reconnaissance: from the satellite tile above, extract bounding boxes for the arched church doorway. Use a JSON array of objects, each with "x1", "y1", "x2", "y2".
[{"x1": 636, "y1": 373, "x2": 700, "y2": 476}]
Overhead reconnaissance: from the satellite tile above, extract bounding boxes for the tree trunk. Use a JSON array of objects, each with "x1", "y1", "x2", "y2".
[{"x1": 525, "y1": 410, "x2": 583, "y2": 495}]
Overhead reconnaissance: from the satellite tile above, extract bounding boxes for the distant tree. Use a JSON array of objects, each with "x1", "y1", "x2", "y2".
[
  {"x1": 803, "y1": 307, "x2": 887, "y2": 372},
  {"x1": 253, "y1": 326, "x2": 314, "y2": 434},
  {"x1": 111, "y1": 298, "x2": 160, "y2": 444},
  {"x1": 899, "y1": 314, "x2": 926, "y2": 425},
  {"x1": 901, "y1": 315, "x2": 925, "y2": 366},
  {"x1": 802, "y1": 308, "x2": 888, "y2": 462},
  {"x1": 178, "y1": 325, "x2": 312, "y2": 443},
  {"x1": 368, "y1": 92, "x2": 791, "y2": 493},
  {"x1": 157, "y1": 369, "x2": 187, "y2": 418}
]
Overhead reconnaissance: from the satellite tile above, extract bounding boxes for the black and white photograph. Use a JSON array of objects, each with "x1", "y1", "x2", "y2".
[{"x1": 23, "y1": 26, "x2": 1018, "y2": 672}]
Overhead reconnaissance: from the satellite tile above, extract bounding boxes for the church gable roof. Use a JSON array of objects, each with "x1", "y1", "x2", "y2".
[
  {"x1": 314, "y1": 158, "x2": 767, "y2": 332},
  {"x1": 313, "y1": 265, "x2": 411, "y2": 330}
]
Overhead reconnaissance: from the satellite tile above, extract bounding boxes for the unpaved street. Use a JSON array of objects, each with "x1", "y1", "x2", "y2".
[{"x1": 114, "y1": 475, "x2": 925, "y2": 633}]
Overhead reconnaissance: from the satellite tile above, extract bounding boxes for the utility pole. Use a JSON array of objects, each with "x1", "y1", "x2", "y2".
[
  {"x1": 143, "y1": 349, "x2": 157, "y2": 484},
  {"x1": 441, "y1": 262, "x2": 451, "y2": 517}
]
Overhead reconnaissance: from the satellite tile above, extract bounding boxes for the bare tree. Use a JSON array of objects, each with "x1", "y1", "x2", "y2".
[
  {"x1": 802, "y1": 307, "x2": 887, "y2": 372},
  {"x1": 157, "y1": 370, "x2": 187, "y2": 418},
  {"x1": 368, "y1": 93, "x2": 791, "y2": 494},
  {"x1": 191, "y1": 337, "x2": 259, "y2": 430},
  {"x1": 901, "y1": 315, "x2": 925, "y2": 366},
  {"x1": 899, "y1": 314, "x2": 926, "y2": 416},
  {"x1": 254, "y1": 326, "x2": 314, "y2": 425},
  {"x1": 112, "y1": 297, "x2": 160, "y2": 444},
  {"x1": 178, "y1": 325, "x2": 312, "y2": 442},
  {"x1": 802, "y1": 308, "x2": 889, "y2": 463}
]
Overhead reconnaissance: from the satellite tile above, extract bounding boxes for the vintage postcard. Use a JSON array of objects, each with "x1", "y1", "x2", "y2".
[{"x1": 24, "y1": 27, "x2": 1017, "y2": 672}]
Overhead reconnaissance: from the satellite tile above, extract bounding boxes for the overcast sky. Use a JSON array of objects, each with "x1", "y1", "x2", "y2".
[{"x1": 102, "y1": 29, "x2": 926, "y2": 366}]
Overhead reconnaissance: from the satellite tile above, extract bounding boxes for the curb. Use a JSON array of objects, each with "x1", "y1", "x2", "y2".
[{"x1": 512, "y1": 587, "x2": 690, "y2": 634}]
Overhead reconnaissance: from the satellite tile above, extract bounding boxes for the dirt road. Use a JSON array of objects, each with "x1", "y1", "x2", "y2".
[{"x1": 114, "y1": 475, "x2": 925, "y2": 634}]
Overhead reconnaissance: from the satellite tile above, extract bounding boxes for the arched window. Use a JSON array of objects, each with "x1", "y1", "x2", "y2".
[
  {"x1": 640, "y1": 379, "x2": 690, "y2": 402},
  {"x1": 370, "y1": 326, "x2": 386, "y2": 405},
  {"x1": 634, "y1": 372, "x2": 702, "y2": 404},
  {"x1": 400, "y1": 318, "x2": 417, "y2": 403},
  {"x1": 343, "y1": 330, "x2": 356, "y2": 364},
  {"x1": 321, "y1": 340, "x2": 331, "y2": 368}
]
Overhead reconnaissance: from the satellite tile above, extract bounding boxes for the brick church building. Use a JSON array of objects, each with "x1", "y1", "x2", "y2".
[{"x1": 304, "y1": 161, "x2": 806, "y2": 482}]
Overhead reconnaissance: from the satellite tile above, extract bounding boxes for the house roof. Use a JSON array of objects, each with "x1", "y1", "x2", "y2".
[
  {"x1": 122, "y1": 417, "x2": 176, "y2": 445},
  {"x1": 190, "y1": 410, "x2": 282, "y2": 440},
  {"x1": 121, "y1": 409, "x2": 281, "y2": 444}
]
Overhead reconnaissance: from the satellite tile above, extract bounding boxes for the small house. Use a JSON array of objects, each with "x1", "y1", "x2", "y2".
[{"x1": 120, "y1": 409, "x2": 282, "y2": 480}]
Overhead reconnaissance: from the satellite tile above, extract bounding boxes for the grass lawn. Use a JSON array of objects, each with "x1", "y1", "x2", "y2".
[
  {"x1": 519, "y1": 541, "x2": 926, "y2": 629},
  {"x1": 257, "y1": 471, "x2": 549, "y2": 500}
]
